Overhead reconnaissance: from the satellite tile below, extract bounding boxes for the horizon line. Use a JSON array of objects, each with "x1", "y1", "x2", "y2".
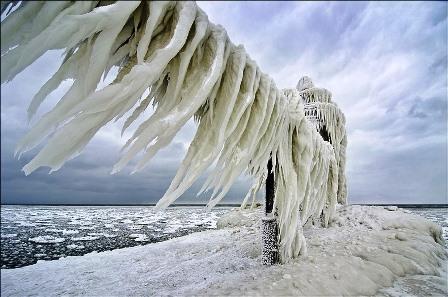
[{"x1": 1, "y1": 203, "x2": 447, "y2": 208}]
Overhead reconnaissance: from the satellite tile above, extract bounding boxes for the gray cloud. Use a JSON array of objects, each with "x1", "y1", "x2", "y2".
[{"x1": 1, "y1": 1, "x2": 447, "y2": 205}]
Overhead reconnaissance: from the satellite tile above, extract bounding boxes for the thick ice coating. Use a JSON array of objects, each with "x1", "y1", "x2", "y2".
[{"x1": 1, "y1": 0, "x2": 347, "y2": 262}]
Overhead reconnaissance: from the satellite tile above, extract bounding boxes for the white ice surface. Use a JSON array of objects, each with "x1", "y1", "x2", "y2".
[
  {"x1": 2, "y1": 206, "x2": 446, "y2": 297},
  {"x1": 28, "y1": 236, "x2": 65, "y2": 244},
  {"x1": 70, "y1": 236, "x2": 99, "y2": 241},
  {"x1": 66, "y1": 244, "x2": 85, "y2": 250},
  {"x1": 0, "y1": 234, "x2": 17, "y2": 239}
]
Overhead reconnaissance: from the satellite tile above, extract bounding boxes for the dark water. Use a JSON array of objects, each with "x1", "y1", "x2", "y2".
[{"x1": 1, "y1": 205, "x2": 231, "y2": 269}]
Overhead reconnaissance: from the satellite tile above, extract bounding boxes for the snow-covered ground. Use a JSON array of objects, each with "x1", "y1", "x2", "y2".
[{"x1": 1, "y1": 205, "x2": 447, "y2": 296}]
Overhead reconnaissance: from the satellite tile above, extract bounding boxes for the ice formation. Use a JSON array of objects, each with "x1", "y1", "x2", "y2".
[
  {"x1": 1, "y1": 1, "x2": 347, "y2": 262},
  {"x1": 1, "y1": 206, "x2": 446, "y2": 296}
]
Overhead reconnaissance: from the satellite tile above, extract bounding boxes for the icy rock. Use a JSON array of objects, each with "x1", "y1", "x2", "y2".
[{"x1": 217, "y1": 211, "x2": 259, "y2": 229}]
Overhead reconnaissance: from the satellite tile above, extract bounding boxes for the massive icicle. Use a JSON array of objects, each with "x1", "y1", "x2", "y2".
[{"x1": 1, "y1": 1, "x2": 347, "y2": 262}]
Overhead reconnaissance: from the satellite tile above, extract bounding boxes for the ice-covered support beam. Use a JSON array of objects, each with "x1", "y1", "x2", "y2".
[
  {"x1": 265, "y1": 158, "x2": 275, "y2": 214},
  {"x1": 262, "y1": 214, "x2": 279, "y2": 265},
  {"x1": 262, "y1": 157, "x2": 279, "y2": 265}
]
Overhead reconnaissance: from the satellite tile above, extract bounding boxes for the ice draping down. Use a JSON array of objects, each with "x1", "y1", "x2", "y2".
[{"x1": 1, "y1": 1, "x2": 347, "y2": 262}]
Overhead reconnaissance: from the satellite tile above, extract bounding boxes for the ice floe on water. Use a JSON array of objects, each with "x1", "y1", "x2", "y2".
[
  {"x1": 17, "y1": 222, "x2": 36, "y2": 227},
  {"x1": 135, "y1": 220, "x2": 153, "y2": 225},
  {"x1": 44, "y1": 228, "x2": 62, "y2": 233},
  {"x1": 62, "y1": 230, "x2": 79, "y2": 235},
  {"x1": 71, "y1": 236, "x2": 99, "y2": 242},
  {"x1": 28, "y1": 236, "x2": 65, "y2": 244},
  {"x1": 45, "y1": 229, "x2": 79, "y2": 235},
  {"x1": 86, "y1": 233, "x2": 116, "y2": 238},
  {"x1": 127, "y1": 225, "x2": 142, "y2": 230},
  {"x1": 1, "y1": 205, "x2": 230, "y2": 268},
  {"x1": 66, "y1": 245, "x2": 85, "y2": 250},
  {"x1": 129, "y1": 234, "x2": 149, "y2": 242},
  {"x1": 1, "y1": 234, "x2": 17, "y2": 239}
]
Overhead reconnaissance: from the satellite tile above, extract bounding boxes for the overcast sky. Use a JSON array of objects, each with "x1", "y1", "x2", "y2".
[{"x1": 1, "y1": 1, "x2": 447, "y2": 205}]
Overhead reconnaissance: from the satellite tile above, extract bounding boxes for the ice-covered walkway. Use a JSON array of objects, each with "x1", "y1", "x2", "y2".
[{"x1": 1, "y1": 206, "x2": 447, "y2": 296}]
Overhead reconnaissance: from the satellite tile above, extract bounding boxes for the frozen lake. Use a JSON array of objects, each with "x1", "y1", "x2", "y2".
[
  {"x1": 1, "y1": 205, "x2": 231, "y2": 269},
  {"x1": 1, "y1": 205, "x2": 446, "y2": 269}
]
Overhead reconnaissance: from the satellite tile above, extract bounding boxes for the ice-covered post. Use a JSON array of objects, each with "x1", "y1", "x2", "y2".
[{"x1": 262, "y1": 157, "x2": 279, "y2": 265}]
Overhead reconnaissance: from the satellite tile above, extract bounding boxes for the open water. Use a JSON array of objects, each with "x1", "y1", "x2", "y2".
[{"x1": 0, "y1": 205, "x2": 231, "y2": 269}]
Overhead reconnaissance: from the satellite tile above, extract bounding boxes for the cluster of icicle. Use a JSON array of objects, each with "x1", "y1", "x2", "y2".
[
  {"x1": 1, "y1": 1, "x2": 346, "y2": 262},
  {"x1": 296, "y1": 76, "x2": 347, "y2": 204}
]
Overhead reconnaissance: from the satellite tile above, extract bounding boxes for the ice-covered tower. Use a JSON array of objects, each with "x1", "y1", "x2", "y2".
[{"x1": 297, "y1": 76, "x2": 347, "y2": 204}]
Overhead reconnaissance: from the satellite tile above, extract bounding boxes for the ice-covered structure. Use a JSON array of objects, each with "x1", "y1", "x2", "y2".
[
  {"x1": 297, "y1": 76, "x2": 347, "y2": 205},
  {"x1": 1, "y1": 1, "x2": 347, "y2": 262}
]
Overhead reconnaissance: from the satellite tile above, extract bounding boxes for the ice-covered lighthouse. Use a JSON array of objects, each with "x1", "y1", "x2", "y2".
[
  {"x1": 262, "y1": 77, "x2": 348, "y2": 264},
  {"x1": 2, "y1": 1, "x2": 347, "y2": 263}
]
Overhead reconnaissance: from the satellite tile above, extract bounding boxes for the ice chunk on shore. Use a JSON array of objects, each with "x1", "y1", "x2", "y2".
[{"x1": 217, "y1": 209, "x2": 261, "y2": 229}]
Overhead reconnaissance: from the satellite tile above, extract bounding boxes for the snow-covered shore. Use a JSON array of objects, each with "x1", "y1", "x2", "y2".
[{"x1": 1, "y1": 205, "x2": 447, "y2": 296}]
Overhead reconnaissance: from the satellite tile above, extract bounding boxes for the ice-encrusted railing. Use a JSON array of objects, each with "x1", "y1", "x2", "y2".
[{"x1": 1, "y1": 1, "x2": 347, "y2": 262}]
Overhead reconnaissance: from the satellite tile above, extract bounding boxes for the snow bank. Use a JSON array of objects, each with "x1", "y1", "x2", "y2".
[
  {"x1": 1, "y1": 206, "x2": 446, "y2": 296},
  {"x1": 216, "y1": 208, "x2": 261, "y2": 228}
]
